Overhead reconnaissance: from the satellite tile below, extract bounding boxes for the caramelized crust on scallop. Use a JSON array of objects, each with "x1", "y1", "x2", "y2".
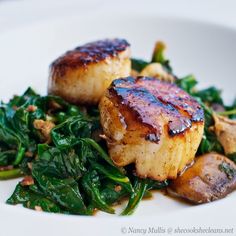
[
  {"x1": 48, "y1": 39, "x2": 131, "y2": 105},
  {"x1": 108, "y1": 76, "x2": 203, "y2": 141},
  {"x1": 51, "y1": 39, "x2": 130, "y2": 77},
  {"x1": 99, "y1": 76, "x2": 204, "y2": 181}
]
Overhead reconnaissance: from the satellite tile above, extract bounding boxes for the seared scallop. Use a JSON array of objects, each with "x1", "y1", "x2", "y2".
[
  {"x1": 168, "y1": 153, "x2": 236, "y2": 204},
  {"x1": 99, "y1": 76, "x2": 204, "y2": 181},
  {"x1": 48, "y1": 39, "x2": 131, "y2": 105}
]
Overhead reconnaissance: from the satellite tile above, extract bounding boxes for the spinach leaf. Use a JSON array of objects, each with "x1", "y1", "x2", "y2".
[
  {"x1": 194, "y1": 87, "x2": 223, "y2": 105},
  {"x1": 121, "y1": 178, "x2": 148, "y2": 216},
  {"x1": 0, "y1": 87, "x2": 92, "y2": 170},
  {"x1": 7, "y1": 183, "x2": 63, "y2": 213},
  {"x1": 176, "y1": 75, "x2": 197, "y2": 94},
  {"x1": 88, "y1": 160, "x2": 132, "y2": 192},
  {"x1": 0, "y1": 150, "x2": 16, "y2": 166},
  {"x1": 131, "y1": 58, "x2": 149, "y2": 72},
  {"x1": 7, "y1": 183, "x2": 31, "y2": 204},
  {"x1": 81, "y1": 138, "x2": 115, "y2": 166},
  {"x1": 81, "y1": 170, "x2": 115, "y2": 214},
  {"x1": 35, "y1": 144, "x2": 85, "y2": 179},
  {"x1": 100, "y1": 182, "x2": 128, "y2": 205},
  {"x1": 51, "y1": 117, "x2": 91, "y2": 149},
  {"x1": 32, "y1": 169, "x2": 88, "y2": 215},
  {"x1": 0, "y1": 109, "x2": 21, "y2": 149}
]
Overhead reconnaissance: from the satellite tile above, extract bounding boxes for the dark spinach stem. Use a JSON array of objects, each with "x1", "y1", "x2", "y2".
[
  {"x1": 121, "y1": 178, "x2": 148, "y2": 216},
  {"x1": 0, "y1": 168, "x2": 22, "y2": 180}
]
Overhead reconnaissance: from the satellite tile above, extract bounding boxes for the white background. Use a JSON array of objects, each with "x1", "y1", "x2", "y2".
[{"x1": 1, "y1": 0, "x2": 236, "y2": 33}]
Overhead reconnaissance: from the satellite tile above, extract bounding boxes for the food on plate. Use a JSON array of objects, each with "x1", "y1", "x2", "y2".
[
  {"x1": 99, "y1": 76, "x2": 204, "y2": 181},
  {"x1": 33, "y1": 119, "x2": 55, "y2": 143},
  {"x1": 48, "y1": 39, "x2": 131, "y2": 105},
  {"x1": 1, "y1": 39, "x2": 236, "y2": 216},
  {"x1": 168, "y1": 153, "x2": 236, "y2": 203},
  {"x1": 139, "y1": 63, "x2": 175, "y2": 82},
  {"x1": 212, "y1": 114, "x2": 236, "y2": 155}
]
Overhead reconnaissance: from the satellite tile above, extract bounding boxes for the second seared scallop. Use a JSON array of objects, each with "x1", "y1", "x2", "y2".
[
  {"x1": 99, "y1": 76, "x2": 204, "y2": 181},
  {"x1": 48, "y1": 39, "x2": 131, "y2": 105}
]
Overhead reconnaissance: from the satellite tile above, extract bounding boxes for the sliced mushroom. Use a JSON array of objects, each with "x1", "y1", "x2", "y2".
[
  {"x1": 168, "y1": 153, "x2": 236, "y2": 204},
  {"x1": 213, "y1": 114, "x2": 236, "y2": 154},
  {"x1": 140, "y1": 63, "x2": 175, "y2": 83}
]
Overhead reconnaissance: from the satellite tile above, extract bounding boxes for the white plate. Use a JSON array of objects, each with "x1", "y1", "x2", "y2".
[{"x1": 0, "y1": 12, "x2": 236, "y2": 236}]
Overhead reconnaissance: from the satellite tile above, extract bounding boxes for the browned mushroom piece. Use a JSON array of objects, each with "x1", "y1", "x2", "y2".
[
  {"x1": 168, "y1": 153, "x2": 236, "y2": 204},
  {"x1": 213, "y1": 114, "x2": 236, "y2": 155},
  {"x1": 140, "y1": 63, "x2": 175, "y2": 83}
]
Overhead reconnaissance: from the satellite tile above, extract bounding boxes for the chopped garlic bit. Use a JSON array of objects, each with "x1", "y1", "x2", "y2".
[
  {"x1": 21, "y1": 175, "x2": 34, "y2": 186},
  {"x1": 25, "y1": 151, "x2": 33, "y2": 157},
  {"x1": 35, "y1": 206, "x2": 43, "y2": 211},
  {"x1": 114, "y1": 185, "x2": 122, "y2": 192},
  {"x1": 26, "y1": 105, "x2": 37, "y2": 112},
  {"x1": 33, "y1": 119, "x2": 55, "y2": 143}
]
